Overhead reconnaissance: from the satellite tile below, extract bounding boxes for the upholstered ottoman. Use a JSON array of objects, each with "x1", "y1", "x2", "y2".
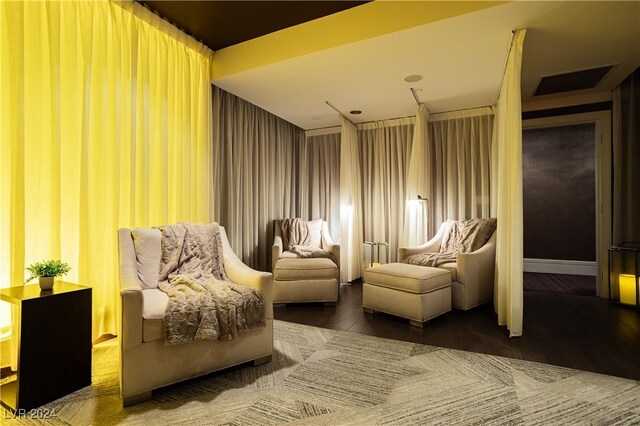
[
  {"x1": 363, "y1": 263, "x2": 451, "y2": 327},
  {"x1": 273, "y1": 258, "x2": 339, "y2": 304}
]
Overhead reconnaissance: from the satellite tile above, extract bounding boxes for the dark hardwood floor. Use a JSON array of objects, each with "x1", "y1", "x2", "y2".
[
  {"x1": 523, "y1": 272, "x2": 596, "y2": 296},
  {"x1": 274, "y1": 280, "x2": 640, "y2": 381}
]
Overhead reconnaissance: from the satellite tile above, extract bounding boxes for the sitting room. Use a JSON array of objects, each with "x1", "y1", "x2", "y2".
[{"x1": 1, "y1": 0, "x2": 639, "y2": 424}]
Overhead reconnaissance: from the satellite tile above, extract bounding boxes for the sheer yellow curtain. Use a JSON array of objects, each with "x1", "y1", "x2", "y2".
[{"x1": 0, "y1": 0, "x2": 213, "y2": 340}]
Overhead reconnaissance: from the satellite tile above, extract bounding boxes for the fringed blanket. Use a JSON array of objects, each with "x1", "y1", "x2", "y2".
[
  {"x1": 279, "y1": 218, "x2": 337, "y2": 265},
  {"x1": 156, "y1": 222, "x2": 265, "y2": 346},
  {"x1": 404, "y1": 218, "x2": 497, "y2": 268}
]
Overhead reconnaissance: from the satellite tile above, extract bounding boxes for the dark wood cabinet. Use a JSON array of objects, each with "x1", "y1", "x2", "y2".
[{"x1": 0, "y1": 282, "x2": 92, "y2": 411}]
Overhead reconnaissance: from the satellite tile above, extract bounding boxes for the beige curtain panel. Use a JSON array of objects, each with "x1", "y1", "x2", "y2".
[
  {"x1": 300, "y1": 131, "x2": 341, "y2": 241},
  {"x1": 212, "y1": 86, "x2": 303, "y2": 271},
  {"x1": 359, "y1": 118, "x2": 414, "y2": 264},
  {"x1": 427, "y1": 108, "x2": 495, "y2": 238},
  {"x1": 492, "y1": 29, "x2": 526, "y2": 338},
  {"x1": 403, "y1": 104, "x2": 430, "y2": 248},
  {"x1": 340, "y1": 118, "x2": 364, "y2": 282}
]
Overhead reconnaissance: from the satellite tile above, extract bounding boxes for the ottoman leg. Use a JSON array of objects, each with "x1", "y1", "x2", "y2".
[
  {"x1": 363, "y1": 307, "x2": 375, "y2": 315},
  {"x1": 409, "y1": 320, "x2": 425, "y2": 328}
]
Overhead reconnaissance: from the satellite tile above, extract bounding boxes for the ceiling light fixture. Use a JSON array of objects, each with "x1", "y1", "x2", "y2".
[
  {"x1": 350, "y1": 110, "x2": 362, "y2": 115},
  {"x1": 404, "y1": 74, "x2": 422, "y2": 83}
]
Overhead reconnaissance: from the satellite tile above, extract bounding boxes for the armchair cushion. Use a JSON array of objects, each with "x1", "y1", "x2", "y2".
[
  {"x1": 274, "y1": 258, "x2": 338, "y2": 281},
  {"x1": 439, "y1": 262, "x2": 457, "y2": 281},
  {"x1": 281, "y1": 250, "x2": 300, "y2": 259}
]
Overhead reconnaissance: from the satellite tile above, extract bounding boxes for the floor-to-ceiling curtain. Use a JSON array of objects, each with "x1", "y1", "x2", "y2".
[
  {"x1": 300, "y1": 129, "x2": 341, "y2": 240},
  {"x1": 428, "y1": 107, "x2": 494, "y2": 236},
  {"x1": 404, "y1": 104, "x2": 430, "y2": 248},
  {"x1": 492, "y1": 29, "x2": 526, "y2": 337},
  {"x1": 340, "y1": 118, "x2": 363, "y2": 282},
  {"x1": 613, "y1": 66, "x2": 640, "y2": 245},
  {"x1": 360, "y1": 118, "x2": 414, "y2": 264},
  {"x1": 212, "y1": 86, "x2": 303, "y2": 272},
  {"x1": 0, "y1": 0, "x2": 213, "y2": 342}
]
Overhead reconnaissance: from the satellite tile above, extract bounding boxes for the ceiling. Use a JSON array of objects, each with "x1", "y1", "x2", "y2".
[
  {"x1": 144, "y1": 1, "x2": 640, "y2": 130},
  {"x1": 137, "y1": 1, "x2": 368, "y2": 50}
]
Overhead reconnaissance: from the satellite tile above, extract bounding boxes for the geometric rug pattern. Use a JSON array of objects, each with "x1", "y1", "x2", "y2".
[{"x1": 3, "y1": 320, "x2": 640, "y2": 425}]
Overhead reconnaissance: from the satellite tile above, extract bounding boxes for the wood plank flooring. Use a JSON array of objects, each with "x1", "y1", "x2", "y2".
[
  {"x1": 274, "y1": 280, "x2": 640, "y2": 381},
  {"x1": 523, "y1": 272, "x2": 596, "y2": 296}
]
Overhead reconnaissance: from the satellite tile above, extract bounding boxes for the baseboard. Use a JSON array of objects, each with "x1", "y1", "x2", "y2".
[{"x1": 524, "y1": 258, "x2": 596, "y2": 276}]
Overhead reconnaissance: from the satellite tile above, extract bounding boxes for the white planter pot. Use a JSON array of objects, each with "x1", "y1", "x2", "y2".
[{"x1": 39, "y1": 276, "x2": 55, "y2": 291}]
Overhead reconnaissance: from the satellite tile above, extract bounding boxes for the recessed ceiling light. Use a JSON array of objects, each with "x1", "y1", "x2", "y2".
[
  {"x1": 404, "y1": 74, "x2": 422, "y2": 83},
  {"x1": 350, "y1": 110, "x2": 362, "y2": 115}
]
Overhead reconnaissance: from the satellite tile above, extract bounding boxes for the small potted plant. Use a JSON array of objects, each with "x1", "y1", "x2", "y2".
[{"x1": 25, "y1": 260, "x2": 71, "y2": 290}]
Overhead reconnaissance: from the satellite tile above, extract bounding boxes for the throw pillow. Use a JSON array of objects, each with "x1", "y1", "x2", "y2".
[{"x1": 132, "y1": 227, "x2": 161, "y2": 289}]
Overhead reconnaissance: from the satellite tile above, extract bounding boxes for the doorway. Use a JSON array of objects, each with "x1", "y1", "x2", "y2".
[{"x1": 522, "y1": 111, "x2": 611, "y2": 297}]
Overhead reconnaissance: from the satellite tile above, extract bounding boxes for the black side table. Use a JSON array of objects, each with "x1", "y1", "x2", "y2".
[{"x1": 0, "y1": 282, "x2": 92, "y2": 411}]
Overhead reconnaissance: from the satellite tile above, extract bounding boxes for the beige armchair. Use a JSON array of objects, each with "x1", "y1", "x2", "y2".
[
  {"x1": 272, "y1": 219, "x2": 340, "y2": 271},
  {"x1": 271, "y1": 219, "x2": 340, "y2": 304},
  {"x1": 117, "y1": 226, "x2": 273, "y2": 406},
  {"x1": 398, "y1": 220, "x2": 496, "y2": 310}
]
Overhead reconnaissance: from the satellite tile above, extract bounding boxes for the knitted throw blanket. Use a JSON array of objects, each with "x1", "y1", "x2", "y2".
[
  {"x1": 279, "y1": 218, "x2": 311, "y2": 248},
  {"x1": 156, "y1": 222, "x2": 265, "y2": 346},
  {"x1": 279, "y1": 218, "x2": 337, "y2": 265},
  {"x1": 404, "y1": 218, "x2": 497, "y2": 268}
]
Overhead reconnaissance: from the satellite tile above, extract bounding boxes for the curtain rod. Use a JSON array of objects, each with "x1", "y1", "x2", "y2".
[
  {"x1": 410, "y1": 88, "x2": 422, "y2": 105},
  {"x1": 495, "y1": 28, "x2": 520, "y2": 101},
  {"x1": 325, "y1": 101, "x2": 356, "y2": 126}
]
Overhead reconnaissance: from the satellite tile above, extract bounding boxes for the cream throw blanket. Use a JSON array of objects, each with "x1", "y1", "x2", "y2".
[
  {"x1": 404, "y1": 218, "x2": 497, "y2": 267},
  {"x1": 156, "y1": 222, "x2": 265, "y2": 346},
  {"x1": 279, "y1": 218, "x2": 337, "y2": 265}
]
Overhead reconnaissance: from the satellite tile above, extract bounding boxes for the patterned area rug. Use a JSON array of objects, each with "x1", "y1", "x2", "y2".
[{"x1": 4, "y1": 320, "x2": 640, "y2": 425}]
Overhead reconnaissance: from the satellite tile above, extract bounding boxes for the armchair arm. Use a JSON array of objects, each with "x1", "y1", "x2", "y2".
[
  {"x1": 272, "y1": 235, "x2": 283, "y2": 272},
  {"x1": 321, "y1": 221, "x2": 340, "y2": 270},
  {"x1": 398, "y1": 221, "x2": 449, "y2": 262},
  {"x1": 117, "y1": 229, "x2": 143, "y2": 352},
  {"x1": 225, "y1": 255, "x2": 273, "y2": 319},
  {"x1": 398, "y1": 238, "x2": 441, "y2": 262},
  {"x1": 457, "y1": 238, "x2": 496, "y2": 284},
  {"x1": 456, "y1": 232, "x2": 496, "y2": 309}
]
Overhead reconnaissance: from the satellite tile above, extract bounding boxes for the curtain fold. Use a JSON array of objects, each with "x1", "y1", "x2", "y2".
[
  {"x1": 428, "y1": 108, "x2": 494, "y2": 236},
  {"x1": 339, "y1": 118, "x2": 363, "y2": 281},
  {"x1": 359, "y1": 118, "x2": 414, "y2": 264},
  {"x1": 492, "y1": 29, "x2": 526, "y2": 337},
  {"x1": 211, "y1": 86, "x2": 303, "y2": 272},
  {"x1": 612, "y1": 67, "x2": 640, "y2": 245},
  {"x1": 300, "y1": 131, "x2": 341, "y2": 240},
  {"x1": 403, "y1": 104, "x2": 430, "y2": 247},
  {"x1": 0, "y1": 0, "x2": 213, "y2": 341}
]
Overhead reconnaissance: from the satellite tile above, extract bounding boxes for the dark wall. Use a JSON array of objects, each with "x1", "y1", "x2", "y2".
[
  {"x1": 614, "y1": 66, "x2": 640, "y2": 245},
  {"x1": 523, "y1": 123, "x2": 596, "y2": 261}
]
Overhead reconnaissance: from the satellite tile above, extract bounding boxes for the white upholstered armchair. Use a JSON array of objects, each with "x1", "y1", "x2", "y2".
[
  {"x1": 271, "y1": 219, "x2": 340, "y2": 271},
  {"x1": 398, "y1": 220, "x2": 497, "y2": 310},
  {"x1": 117, "y1": 226, "x2": 273, "y2": 406},
  {"x1": 271, "y1": 219, "x2": 340, "y2": 304}
]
